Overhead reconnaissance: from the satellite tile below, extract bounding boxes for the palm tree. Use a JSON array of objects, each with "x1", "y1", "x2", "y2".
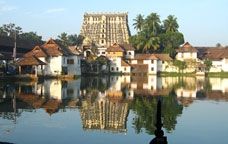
[
  {"x1": 163, "y1": 15, "x2": 179, "y2": 33},
  {"x1": 142, "y1": 36, "x2": 160, "y2": 53},
  {"x1": 58, "y1": 32, "x2": 68, "y2": 46},
  {"x1": 133, "y1": 14, "x2": 144, "y2": 32},
  {"x1": 144, "y1": 13, "x2": 161, "y2": 36}
]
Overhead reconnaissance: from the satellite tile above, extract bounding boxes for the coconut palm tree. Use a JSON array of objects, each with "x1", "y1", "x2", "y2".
[
  {"x1": 133, "y1": 14, "x2": 144, "y2": 32},
  {"x1": 142, "y1": 36, "x2": 160, "y2": 53},
  {"x1": 144, "y1": 13, "x2": 161, "y2": 35},
  {"x1": 163, "y1": 15, "x2": 179, "y2": 33}
]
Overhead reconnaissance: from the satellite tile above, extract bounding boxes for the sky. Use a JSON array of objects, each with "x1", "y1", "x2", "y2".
[{"x1": 0, "y1": 0, "x2": 227, "y2": 46}]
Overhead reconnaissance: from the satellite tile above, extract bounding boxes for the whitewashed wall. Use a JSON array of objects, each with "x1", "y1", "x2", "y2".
[
  {"x1": 109, "y1": 57, "x2": 122, "y2": 72},
  {"x1": 176, "y1": 52, "x2": 197, "y2": 61},
  {"x1": 67, "y1": 55, "x2": 81, "y2": 76}
]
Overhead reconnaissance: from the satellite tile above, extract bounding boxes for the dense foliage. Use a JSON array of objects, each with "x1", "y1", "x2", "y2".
[
  {"x1": 56, "y1": 32, "x2": 84, "y2": 47},
  {"x1": 204, "y1": 59, "x2": 212, "y2": 72},
  {"x1": 130, "y1": 91, "x2": 183, "y2": 134},
  {"x1": 0, "y1": 23, "x2": 43, "y2": 44},
  {"x1": 130, "y1": 13, "x2": 184, "y2": 57}
]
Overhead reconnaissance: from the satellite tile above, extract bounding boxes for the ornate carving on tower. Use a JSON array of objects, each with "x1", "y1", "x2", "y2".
[{"x1": 80, "y1": 12, "x2": 131, "y2": 47}]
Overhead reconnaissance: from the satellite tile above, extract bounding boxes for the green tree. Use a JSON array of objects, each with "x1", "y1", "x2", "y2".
[
  {"x1": 0, "y1": 23, "x2": 43, "y2": 44},
  {"x1": 130, "y1": 92, "x2": 183, "y2": 134},
  {"x1": 129, "y1": 13, "x2": 184, "y2": 54},
  {"x1": 19, "y1": 32, "x2": 42, "y2": 43},
  {"x1": 173, "y1": 60, "x2": 187, "y2": 73},
  {"x1": 133, "y1": 14, "x2": 144, "y2": 32},
  {"x1": 0, "y1": 27, "x2": 7, "y2": 36},
  {"x1": 160, "y1": 32, "x2": 184, "y2": 58},
  {"x1": 163, "y1": 15, "x2": 179, "y2": 33},
  {"x1": 216, "y1": 43, "x2": 222, "y2": 47},
  {"x1": 1, "y1": 23, "x2": 22, "y2": 37},
  {"x1": 144, "y1": 13, "x2": 161, "y2": 36},
  {"x1": 143, "y1": 36, "x2": 160, "y2": 53},
  {"x1": 68, "y1": 34, "x2": 84, "y2": 46},
  {"x1": 204, "y1": 59, "x2": 212, "y2": 72},
  {"x1": 57, "y1": 33, "x2": 84, "y2": 47},
  {"x1": 57, "y1": 32, "x2": 68, "y2": 47}
]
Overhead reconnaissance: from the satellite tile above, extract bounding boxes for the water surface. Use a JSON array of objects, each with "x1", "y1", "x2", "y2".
[{"x1": 0, "y1": 76, "x2": 228, "y2": 144}]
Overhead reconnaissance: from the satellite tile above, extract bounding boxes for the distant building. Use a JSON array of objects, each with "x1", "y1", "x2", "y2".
[
  {"x1": 106, "y1": 43, "x2": 131, "y2": 74},
  {"x1": 21, "y1": 39, "x2": 81, "y2": 77},
  {"x1": 130, "y1": 54, "x2": 172, "y2": 75},
  {"x1": 202, "y1": 47, "x2": 228, "y2": 72},
  {"x1": 80, "y1": 12, "x2": 130, "y2": 46},
  {"x1": 176, "y1": 42, "x2": 205, "y2": 74},
  {"x1": 176, "y1": 42, "x2": 198, "y2": 61}
]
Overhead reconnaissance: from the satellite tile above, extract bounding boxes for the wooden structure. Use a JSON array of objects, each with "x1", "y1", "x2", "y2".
[{"x1": 16, "y1": 56, "x2": 46, "y2": 77}]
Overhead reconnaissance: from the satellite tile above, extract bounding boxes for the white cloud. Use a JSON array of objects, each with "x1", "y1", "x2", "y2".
[{"x1": 44, "y1": 8, "x2": 65, "y2": 14}]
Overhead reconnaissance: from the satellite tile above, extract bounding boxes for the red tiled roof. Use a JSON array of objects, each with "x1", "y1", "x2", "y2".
[
  {"x1": 68, "y1": 46, "x2": 81, "y2": 55},
  {"x1": 41, "y1": 38, "x2": 63, "y2": 56},
  {"x1": 204, "y1": 47, "x2": 228, "y2": 60},
  {"x1": 107, "y1": 43, "x2": 124, "y2": 52},
  {"x1": 119, "y1": 43, "x2": 135, "y2": 51},
  {"x1": 16, "y1": 56, "x2": 46, "y2": 66},
  {"x1": 134, "y1": 54, "x2": 158, "y2": 60},
  {"x1": 24, "y1": 46, "x2": 48, "y2": 58},
  {"x1": 121, "y1": 60, "x2": 131, "y2": 67},
  {"x1": 154, "y1": 54, "x2": 172, "y2": 61},
  {"x1": 177, "y1": 42, "x2": 198, "y2": 53}
]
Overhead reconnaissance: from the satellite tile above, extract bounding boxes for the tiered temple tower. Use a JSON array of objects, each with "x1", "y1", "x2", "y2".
[{"x1": 80, "y1": 12, "x2": 131, "y2": 46}]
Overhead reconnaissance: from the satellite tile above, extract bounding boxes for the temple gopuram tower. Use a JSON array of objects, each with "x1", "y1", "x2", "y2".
[{"x1": 80, "y1": 12, "x2": 131, "y2": 46}]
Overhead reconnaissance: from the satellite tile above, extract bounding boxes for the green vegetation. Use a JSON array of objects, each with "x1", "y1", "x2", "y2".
[
  {"x1": 204, "y1": 59, "x2": 212, "y2": 72},
  {"x1": 0, "y1": 23, "x2": 43, "y2": 44},
  {"x1": 57, "y1": 32, "x2": 84, "y2": 47},
  {"x1": 173, "y1": 60, "x2": 187, "y2": 73},
  {"x1": 159, "y1": 72, "x2": 197, "y2": 77},
  {"x1": 130, "y1": 13, "x2": 184, "y2": 57},
  {"x1": 130, "y1": 91, "x2": 183, "y2": 134},
  {"x1": 207, "y1": 72, "x2": 228, "y2": 77}
]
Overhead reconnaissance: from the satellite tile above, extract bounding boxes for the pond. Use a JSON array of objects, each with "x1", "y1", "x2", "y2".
[{"x1": 0, "y1": 76, "x2": 228, "y2": 144}]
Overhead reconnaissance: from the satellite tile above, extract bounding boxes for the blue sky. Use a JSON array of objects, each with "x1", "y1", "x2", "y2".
[{"x1": 0, "y1": 0, "x2": 227, "y2": 46}]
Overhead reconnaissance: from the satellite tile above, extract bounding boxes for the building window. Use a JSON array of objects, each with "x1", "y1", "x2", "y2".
[
  {"x1": 67, "y1": 59, "x2": 74, "y2": 64},
  {"x1": 111, "y1": 67, "x2": 114, "y2": 71},
  {"x1": 116, "y1": 67, "x2": 119, "y2": 71},
  {"x1": 63, "y1": 58, "x2": 66, "y2": 64},
  {"x1": 101, "y1": 40, "x2": 104, "y2": 44},
  {"x1": 151, "y1": 67, "x2": 154, "y2": 71},
  {"x1": 162, "y1": 61, "x2": 165, "y2": 64},
  {"x1": 151, "y1": 60, "x2": 154, "y2": 64},
  {"x1": 102, "y1": 52, "x2": 105, "y2": 54},
  {"x1": 128, "y1": 52, "x2": 131, "y2": 55},
  {"x1": 124, "y1": 67, "x2": 127, "y2": 71}
]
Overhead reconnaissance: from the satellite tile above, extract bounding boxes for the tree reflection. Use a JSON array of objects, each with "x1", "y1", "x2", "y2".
[{"x1": 130, "y1": 90, "x2": 183, "y2": 134}]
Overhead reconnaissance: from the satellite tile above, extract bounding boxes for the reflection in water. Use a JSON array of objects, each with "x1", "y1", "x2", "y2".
[
  {"x1": 149, "y1": 98, "x2": 168, "y2": 144},
  {"x1": 80, "y1": 97, "x2": 129, "y2": 133},
  {"x1": 131, "y1": 90, "x2": 183, "y2": 135},
  {"x1": 1, "y1": 75, "x2": 228, "y2": 137}
]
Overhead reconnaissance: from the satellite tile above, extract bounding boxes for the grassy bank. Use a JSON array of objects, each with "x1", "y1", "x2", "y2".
[
  {"x1": 207, "y1": 72, "x2": 228, "y2": 78},
  {"x1": 159, "y1": 72, "x2": 198, "y2": 77}
]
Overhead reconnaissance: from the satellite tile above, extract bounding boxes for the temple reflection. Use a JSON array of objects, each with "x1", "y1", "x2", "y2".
[
  {"x1": 80, "y1": 96, "x2": 129, "y2": 133},
  {"x1": 1, "y1": 76, "x2": 228, "y2": 134}
]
